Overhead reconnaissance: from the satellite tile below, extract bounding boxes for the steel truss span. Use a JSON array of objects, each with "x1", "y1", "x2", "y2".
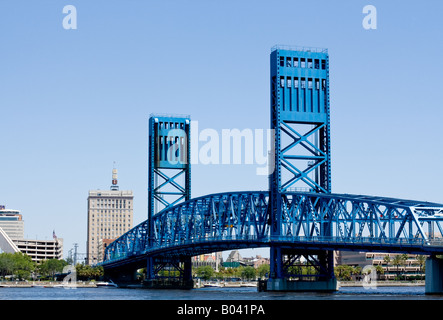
[{"x1": 101, "y1": 191, "x2": 443, "y2": 266}]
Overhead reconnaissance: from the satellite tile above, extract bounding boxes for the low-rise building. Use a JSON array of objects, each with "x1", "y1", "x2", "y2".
[{"x1": 14, "y1": 238, "x2": 63, "y2": 262}]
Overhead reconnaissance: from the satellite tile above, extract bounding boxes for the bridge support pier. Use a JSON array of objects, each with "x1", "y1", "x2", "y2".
[
  {"x1": 144, "y1": 255, "x2": 194, "y2": 290},
  {"x1": 105, "y1": 267, "x2": 140, "y2": 287},
  {"x1": 267, "y1": 248, "x2": 338, "y2": 292},
  {"x1": 425, "y1": 255, "x2": 443, "y2": 294}
]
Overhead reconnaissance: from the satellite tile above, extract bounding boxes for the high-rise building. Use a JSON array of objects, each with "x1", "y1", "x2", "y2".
[
  {"x1": 86, "y1": 168, "x2": 133, "y2": 265},
  {"x1": 0, "y1": 206, "x2": 24, "y2": 240}
]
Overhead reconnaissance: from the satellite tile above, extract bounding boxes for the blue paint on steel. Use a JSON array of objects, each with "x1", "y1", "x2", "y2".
[
  {"x1": 269, "y1": 46, "x2": 331, "y2": 280},
  {"x1": 99, "y1": 46, "x2": 443, "y2": 288},
  {"x1": 147, "y1": 115, "x2": 191, "y2": 281},
  {"x1": 101, "y1": 191, "x2": 443, "y2": 268}
]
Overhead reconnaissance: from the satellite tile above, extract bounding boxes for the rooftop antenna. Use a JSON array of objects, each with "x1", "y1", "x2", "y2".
[{"x1": 111, "y1": 162, "x2": 119, "y2": 191}]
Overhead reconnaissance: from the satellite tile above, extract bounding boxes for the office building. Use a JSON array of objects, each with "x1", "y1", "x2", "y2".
[
  {"x1": 0, "y1": 206, "x2": 24, "y2": 240},
  {"x1": 86, "y1": 168, "x2": 134, "y2": 265}
]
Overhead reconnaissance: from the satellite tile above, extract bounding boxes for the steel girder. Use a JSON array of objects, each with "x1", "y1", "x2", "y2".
[{"x1": 102, "y1": 191, "x2": 443, "y2": 266}]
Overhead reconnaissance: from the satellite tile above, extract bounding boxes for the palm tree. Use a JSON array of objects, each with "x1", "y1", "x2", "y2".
[
  {"x1": 383, "y1": 255, "x2": 391, "y2": 280},
  {"x1": 416, "y1": 255, "x2": 426, "y2": 280},
  {"x1": 392, "y1": 255, "x2": 403, "y2": 280},
  {"x1": 375, "y1": 265, "x2": 384, "y2": 280}
]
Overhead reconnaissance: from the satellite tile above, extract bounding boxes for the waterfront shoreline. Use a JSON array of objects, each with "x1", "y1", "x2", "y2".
[
  {"x1": 0, "y1": 280, "x2": 426, "y2": 289},
  {"x1": 0, "y1": 281, "x2": 97, "y2": 288},
  {"x1": 338, "y1": 280, "x2": 425, "y2": 287}
]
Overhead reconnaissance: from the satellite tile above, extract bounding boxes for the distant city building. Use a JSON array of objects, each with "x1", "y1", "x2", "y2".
[
  {"x1": 0, "y1": 205, "x2": 64, "y2": 262},
  {"x1": 336, "y1": 251, "x2": 426, "y2": 280},
  {"x1": 86, "y1": 168, "x2": 134, "y2": 265},
  {"x1": 222, "y1": 250, "x2": 270, "y2": 269},
  {"x1": 242, "y1": 255, "x2": 270, "y2": 269},
  {"x1": 15, "y1": 238, "x2": 63, "y2": 262},
  {"x1": 192, "y1": 252, "x2": 223, "y2": 272},
  {"x1": 0, "y1": 206, "x2": 24, "y2": 240}
]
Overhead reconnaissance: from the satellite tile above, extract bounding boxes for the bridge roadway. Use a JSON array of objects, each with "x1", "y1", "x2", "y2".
[{"x1": 101, "y1": 191, "x2": 443, "y2": 270}]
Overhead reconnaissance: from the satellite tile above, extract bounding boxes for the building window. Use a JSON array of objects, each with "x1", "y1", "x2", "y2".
[
  {"x1": 286, "y1": 57, "x2": 292, "y2": 67},
  {"x1": 308, "y1": 59, "x2": 313, "y2": 69},
  {"x1": 301, "y1": 58, "x2": 306, "y2": 68},
  {"x1": 293, "y1": 57, "x2": 299, "y2": 68},
  {"x1": 294, "y1": 78, "x2": 299, "y2": 88},
  {"x1": 280, "y1": 56, "x2": 285, "y2": 67}
]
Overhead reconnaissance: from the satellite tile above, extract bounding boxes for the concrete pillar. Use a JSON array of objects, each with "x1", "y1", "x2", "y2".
[{"x1": 425, "y1": 255, "x2": 443, "y2": 294}]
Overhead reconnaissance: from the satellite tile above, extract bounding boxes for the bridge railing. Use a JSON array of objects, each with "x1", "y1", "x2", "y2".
[{"x1": 101, "y1": 191, "x2": 443, "y2": 266}]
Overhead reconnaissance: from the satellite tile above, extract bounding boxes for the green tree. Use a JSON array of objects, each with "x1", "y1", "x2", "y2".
[
  {"x1": 257, "y1": 264, "x2": 270, "y2": 279},
  {"x1": 38, "y1": 259, "x2": 67, "y2": 280},
  {"x1": 241, "y1": 266, "x2": 256, "y2": 280},
  {"x1": 196, "y1": 265, "x2": 214, "y2": 281},
  {"x1": 416, "y1": 255, "x2": 426, "y2": 279},
  {"x1": 392, "y1": 255, "x2": 403, "y2": 280},
  {"x1": 335, "y1": 265, "x2": 354, "y2": 281},
  {"x1": 375, "y1": 265, "x2": 384, "y2": 279},
  {"x1": 0, "y1": 253, "x2": 15, "y2": 278},
  {"x1": 76, "y1": 264, "x2": 104, "y2": 280},
  {"x1": 12, "y1": 253, "x2": 35, "y2": 280}
]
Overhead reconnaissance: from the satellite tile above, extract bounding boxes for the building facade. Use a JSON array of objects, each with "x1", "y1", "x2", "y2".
[
  {"x1": 15, "y1": 238, "x2": 63, "y2": 262},
  {"x1": 0, "y1": 206, "x2": 24, "y2": 240},
  {"x1": 192, "y1": 252, "x2": 223, "y2": 272},
  {"x1": 86, "y1": 169, "x2": 134, "y2": 265},
  {"x1": 336, "y1": 251, "x2": 426, "y2": 280}
]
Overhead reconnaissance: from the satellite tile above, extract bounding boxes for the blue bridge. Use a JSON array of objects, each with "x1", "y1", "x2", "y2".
[{"x1": 100, "y1": 46, "x2": 443, "y2": 293}]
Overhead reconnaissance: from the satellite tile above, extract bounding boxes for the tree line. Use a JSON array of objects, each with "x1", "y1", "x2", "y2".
[{"x1": 0, "y1": 252, "x2": 103, "y2": 281}]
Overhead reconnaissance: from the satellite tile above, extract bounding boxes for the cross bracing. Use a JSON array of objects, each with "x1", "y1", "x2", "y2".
[{"x1": 102, "y1": 191, "x2": 443, "y2": 267}]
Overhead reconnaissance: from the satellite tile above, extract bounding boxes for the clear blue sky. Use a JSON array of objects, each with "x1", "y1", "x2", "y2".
[{"x1": 0, "y1": 1, "x2": 442, "y2": 259}]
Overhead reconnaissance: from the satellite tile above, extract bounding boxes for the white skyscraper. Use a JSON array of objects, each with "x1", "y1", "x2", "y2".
[{"x1": 86, "y1": 168, "x2": 133, "y2": 265}]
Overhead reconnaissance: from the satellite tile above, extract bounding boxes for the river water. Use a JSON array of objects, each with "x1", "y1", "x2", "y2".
[
  {"x1": 0, "y1": 285, "x2": 441, "y2": 300},
  {"x1": 2, "y1": 285, "x2": 441, "y2": 319}
]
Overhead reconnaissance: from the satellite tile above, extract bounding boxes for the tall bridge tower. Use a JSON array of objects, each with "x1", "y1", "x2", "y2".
[
  {"x1": 268, "y1": 45, "x2": 336, "y2": 291},
  {"x1": 146, "y1": 115, "x2": 193, "y2": 288}
]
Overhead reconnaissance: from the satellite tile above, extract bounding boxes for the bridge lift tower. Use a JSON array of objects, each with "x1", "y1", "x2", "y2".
[
  {"x1": 146, "y1": 115, "x2": 193, "y2": 288},
  {"x1": 268, "y1": 45, "x2": 337, "y2": 291}
]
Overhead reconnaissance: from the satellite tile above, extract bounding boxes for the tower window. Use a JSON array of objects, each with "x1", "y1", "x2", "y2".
[
  {"x1": 286, "y1": 57, "x2": 292, "y2": 67},
  {"x1": 287, "y1": 77, "x2": 292, "y2": 88},
  {"x1": 293, "y1": 57, "x2": 299, "y2": 68},
  {"x1": 301, "y1": 58, "x2": 306, "y2": 68},
  {"x1": 280, "y1": 57, "x2": 285, "y2": 67},
  {"x1": 301, "y1": 78, "x2": 306, "y2": 88},
  {"x1": 294, "y1": 78, "x2": 299, "y2": 88},
  {"x1": 321, "y1": 60, "x2": 326, "y2": 70},
  {"x1": 280, "y1": 76, "x2": 285, "y2": 87},
  {"x1": 314, "y1": 59, "x2": 320, "y2": 69},
  {"x1": 308, "y1": 59, "x2": 313, "y2": 69}
]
